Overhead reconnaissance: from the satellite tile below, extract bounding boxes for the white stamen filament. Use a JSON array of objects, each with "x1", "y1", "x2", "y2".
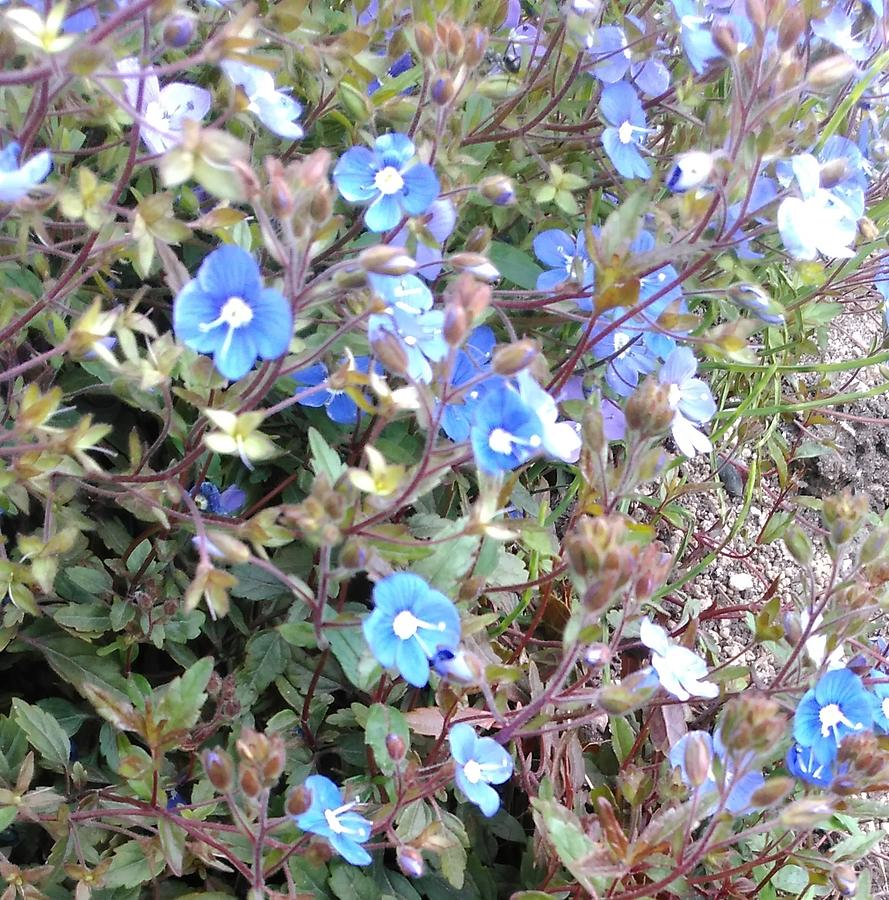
[
  {"x1": 392, "y1": 609, "x2": 447, "y2": 641},
  {"x1": 488, "y1": 428, "x2": 542, "y2": 456},
  {"x1": 819, "y1": 702, "x2": 861, "y2": 739},
  {"x1": 324, "y1": 800, "x2": 363, "y2": 835}
]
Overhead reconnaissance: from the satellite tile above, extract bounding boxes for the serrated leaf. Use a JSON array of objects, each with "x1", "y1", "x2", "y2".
[
  {"x1": 241, "y1": 631, "x2": 289, "y2": 694},
  {"x1": 11, "y1": 699, "x2": 69, "y2": 770},
  {"x1": 308, "y1": 427, "x2": 345, "y2": 483}
]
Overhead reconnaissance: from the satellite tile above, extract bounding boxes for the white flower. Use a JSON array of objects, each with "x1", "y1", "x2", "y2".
[
  {"x1": 221, "y1": 60, "x2": 304, "y2": 140},
  {"x1": 640, "y1": 617, "x2": 719, "y2": 702},
  {"x1": 515, "y1": 370, "x2": 581, "y2": 463},
  {"x1": 800, "y1": 611, "x2": 845, "y2": 670}
]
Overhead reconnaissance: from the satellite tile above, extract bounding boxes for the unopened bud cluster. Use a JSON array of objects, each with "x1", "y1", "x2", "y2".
[
  {"x1": 719, "y1": 695, "x2": 785, "y2": 755},
  {"x1": 823, "y1": 489, "x2": 869, "y2": 550},
  {"x1": 278, "y1": 475, "x2": 348, "y2": 546},
  {"x1": 624, "y1": 378, "x2": 674, "y2": 440},
  {"x1": 235, "y1": 728, "x2": 287, "y2": 798}
]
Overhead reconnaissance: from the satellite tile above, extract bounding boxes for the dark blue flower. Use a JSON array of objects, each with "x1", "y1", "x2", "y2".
[
  {"x1": 368, "y1": 51, "x2": 414, "y2": 95},
  {"x1": 532, "y1": 229, "x2": 596, "y2": 294},
  {"x1": 448, "y1": 723, "x2": 513, "y2": 817},
  {"x1": 793, "y1": 669, "x2": 873, "y2": 767},
  {"x1": 0, "y1": 141, "x2": 51, "y2": 203},
  {"x1": 431, "y1": 647, "x2": 478, "y2": 685},
  {"x1": 599, "y1": 82, "x2": 651, "y2": 180},
  {"x1": 172, "y1": 245, "x2": 293, "y2": 381},
  {"x1": 333, "y1": 133, "x2": 439, "y2": 233},
  {"x1": 470, "y1": 388, "x2": 544, "y2": 474},
  {"x1": 362, "y1": 573, "x2": 461, "y2": 687},
  {"x1": 293, "y1": 356, "x2": 376, "y2": 425},
  {"x1": 196, "y1": 482, "x2": 246, "y2": 515},
  {"x1": 293, "y1": 775, "x2": 373, "y2": 866}
]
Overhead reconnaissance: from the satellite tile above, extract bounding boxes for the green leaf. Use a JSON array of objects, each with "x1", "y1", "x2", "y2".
[
  {"x1": 158, "y1": 818, "x2": 186, "y2": 876},
  {"x1": 36, "y1": 698, "x2": 90, "y2": 737},
  {"x1": 230, "y1": 563, "x2": 293, "y2": 601},
  {"x1": 412, "y1": 533, "x2": 479, "y2": 595},
  {"x1": 278, "y1": 622, "x2": 317, "y2": 648},
  {"x1": 11, "y1": 699, "x2": 70, "y2": 770},
  {"x1": 328, "y1": 626, "x2": 380, "y2": 692},
  {"x1": 53, "y1": 602, "x2": 111, "y2": 633},
  {"x1": 241, "y1": 631, "x2": 290, "y2": 694},
  {"x1": 103, "y1": 839, "x2": 165, "y2": 889},
  {"x1": 488, "y1": 241, "x2": 542, "y2": 290},
  {"x1": 365, "y1": 703, "x2": 410, "y2": 775},
  {"x1": 597, "y1": 189, "x2": 648, "y2": 260},
  {"x1": 309, "y1": 426, "x2": 346, "y2": 483},
  {"x1": 530, "y1": 798, "x2": 603, "y2": 895},
  {"x1": 609, "y1": 716, "x2": 635, "y2": 764},
  {"x1": 154, "y1": 657, "x2": 213, "y2": 737},
  {"x1": 329, "y1": 866, "x2": 380, "y2": 900}
]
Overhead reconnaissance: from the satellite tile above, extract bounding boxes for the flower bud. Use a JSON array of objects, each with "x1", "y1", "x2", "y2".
[
  {"x1": 783, "y1": 524, "x2": 813, "y2": 566},
  {"x1": 711, "y1": 18, "x2": 738, "y2": 57},
  {"x1": 582, "y1": 572, "x2": 621, "y2": 614},
  {"x1": 202, "y1": 748, "x2": 234, "y2": 792},
  {"x1": 807, "y1": 54, "x2": 858, "y2": 89},
  {"x1": 749, "y1": 776, "x2": 794, "y2": 808},
  {"x1": 745, "y1": 0, "x2": 766, "y2": 31},
  {"x1": 431, "y1": 647, "x2": 482, "y2": 684},
  {"x1": 492, "y1": 338, "x2": 538, "y2": 375},
  {"x1": 448, "y1": 252, "x2": 499, "y2": 282},
  {"x1": 309, "y1": 183, "x2": 333, "y2": 222},
  {"x1": 446, "y1": 25, "x2": 464, "y2": 57},
  {"x1": 596, "y1": 669, "x2": 658, "y2": 714},
  {"x1": 624, "y1": 378, "x2": 673, "y2": 439},
  {"x1": 665, "y1": 150, "x2": 714, "y2": 193},
  {"x1": 683, "y1": 732, "x2": 713, "y2": 787},
  {"x1": 431, "y1": 73, "x2": 456, "y2": 105},
  {"x1": 335, "y1": 265, "x2": 368, "y2": 290},
  {"x1": 371, "y1": 330, "x2": 410, "y2": 375},
  {"x1": 479, "y1": 174, "x2": 516, "y2": 206},
  {"x1": 778, "y1": 5, "x2": 806, "y2": 51},
  {"x1": 831, "y1": 864, "x2": 857, "y2": 897},
  {"x1": 286, "y1": 784, "x2": 312, "y2": 816},
  {"x1": 414, "y1": 23, "x2": 435, "y2": 56},
  {"x1": 231, "y1": 160, "x2": 262, "y2": 200},
  {"x1": 203, "y1": 531, "x2": 251, "y2": 564},
  {"x1": 463, "y1": 26, "x2": 488, "y2": 67},
  {"x1": 859, "y1": 216, "x2": 879, "y2": 242},
  {"x1": 583, "y1": 643, "x2": 612, "y2": 667},
  {"x1": 819, "y1": 158, "x2": 848, "y2": 189},
  {"x1": 385, "y1": 733, "x2": 406, "y2": 761},
  {"x1": 464, "y1": 225, "x2": 492, "y2": 254},
  {"x1": 338, "y1": 539, "x2": 368, "y2": 570},
  {"x1": 782, "y1": 610, "x2": 802, "y2": 646},
  {"x1": 299, "y1": 148, "x2": 332, "y2": 184},
  {"x1": 871, "y1": 139, "x2": 889, "y2": 163},
  {"x1": 443, "y1": 304, "x2": 468, "y2": 346},
  {"x1": 358, "y1": 244, "x2": 417, "y2": 276},
  {"x1": 779, "y1": 798, "x2": 835, "y2": 827},
  {"x1": 268, "y1": 175, "x2": 295, "y2": 218},
  {"x1": 239, "y1": 765, "x2": 262, "y2": 798},
  {"x1": 163, "y1": 12, "x2": 196, "y2": 48},
  {"x1": 397, "y1": 845, "x2": 425, "y2": 878}
]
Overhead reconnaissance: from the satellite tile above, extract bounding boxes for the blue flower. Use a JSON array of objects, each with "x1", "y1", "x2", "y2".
[
  {"x1": 362, "y1": 573, "x2": 461, "y2": 687},
  {"x1": 669, "y1": 730, "x2": 765, "y2": 815},
  {"x1": 793, "y1": 669, "x2": 873, "y2": 767},
  {"x1": 589, "y1": 313, "x2": 659, "y2": 396},
  {"x1": 368, "y1": 51, "x2": 415, "y2": 95},
  {"x1": 389, "y1": 199, "x2": 457, "y2": 281},
  {"x1": 293, "y1": 356, "x2": 376, "y2": 425},
  {"x1": 172, "y1": 245, "x2": 293, "y2": 381},
  {"x1": 448, "y1": 723, "x2": 513, "y2": 817},
  {"x1": 658, "y1": 347, "x2": 716, "y2": 458},
  {"x1": 440, "y1": 326, "x2": 496, "y2": 442},
  {"x1": 666, "y1": 151, "x2": 714, "y2": 193},
  {"x1": 221, "y1": 61, "x2": 304, "y2": 140},
  {"x1": 333, "y1": 133, "x2": 439, "y2": 233},
  {"x1": 515, "y1": 370, "x2": 581, "y2": 464},
  {"x1": 470, "y1": 388, "x2": 544, "y2": 474},
  {"x1": 640, "y1": 617, "x2": 718, "y2": 701},
  {"x1": 293, "y1": 775, "x2": 373, "y2": 866},
  {"x1": 869, "y1": 670, "x2": 889, "y2": 734},
  {"x1": 599, "y1": 82, "x2": 651, "y2": 180},
  {"x1": 196, "y1": 482, "x2": 246, "y2": 515},
  {"x1": 817, "y1": 135, "x2": 868, "y2": 219},
  {"x1": 785, "y1": 743, "x2": 837, "y2": 789},
  {"x1": 532, "y1": 229, "x2": 596, "y2": 294},
  {"x1": 0, "y1": 142, "x2": 51, "y2": 203},
  {"x1": 586, "y1": 26, "x2": 630, "y2": 84},
  {"x1": 811, "y1": 7, "x2": 867, "y2": 60}
]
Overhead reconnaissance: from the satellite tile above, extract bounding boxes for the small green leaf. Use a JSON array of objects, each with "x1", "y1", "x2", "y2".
[
  {"x1": 277, "y1": 622, "x2": 317, "y2": 648},
  {"x1": 11, "y1": 699, "x2": 70, "y2": 770},
  {"x1": 309, "y1": 427, "x2": 346, "y2": 483},
  {"x1": 365, "y1": 703, "x2": 410, "y2": 776},
  {"x1": 609, "y1": 716, "x2": 635, "y2": 764}
]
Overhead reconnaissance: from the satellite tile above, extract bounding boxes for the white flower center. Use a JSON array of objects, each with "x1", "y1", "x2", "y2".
[
  {"x1": 882, "y1": 697, "x2": 889, "y2": 720},
  {"x1": 819, "y1": 702, "x2": 859, "y2": 738},
  {"x1": 392, "y1": 609, "x2": 447, "y2": 641},
  {"x1": 199, "y1": 295, "x2": 254, "y2": 332},
  {"x1": 374, "y1": 166, "x2": 404, "y2": 195},
  {"x1": 488, "y1": 428, "x2": 542, "y2": 455},
  {"x1": 618, "y1": 121, "x2": 635, "y2": 144},
  {"x1": 613, "y1": 330, "x2": 631, "y2": 353},
  {"x1": 667, "y1": 383, "x2": 682, "y2": 408},
  {"x1": 463, "y1": 759, "x2": 482, "y2": 784},
  {"x1": 323, "y1": 801, "x2": 363, "y2": 835}
]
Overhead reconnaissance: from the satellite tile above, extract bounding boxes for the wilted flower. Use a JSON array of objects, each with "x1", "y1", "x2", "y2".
[
  {"x1": 293, "y1": 775, "x2": 373, "y2": 866},
  {"x1": 362, "y1": 573, "x2": 461, "y2": 687},
  {"x1": 172, "y1": 245, "x2": 293, "y2": 381},
  {"x1": 0, "y1": 141, "x2": 51, "y2": 202},
  {"x1": 448, "y1": 723, "x2": 513, "y2": 817},
  {"x1": 333, "y1": 133, "x2": 439, "y2": 232},
  {"x1": 640, "y1": 617, "x2": 719, "y2": 701},
  {"x1": 221, "y1": 60, "x2": 304, "y2": 140},
  {"x1": 195, "y1": 482, "x2": 245, "y2": 516}
]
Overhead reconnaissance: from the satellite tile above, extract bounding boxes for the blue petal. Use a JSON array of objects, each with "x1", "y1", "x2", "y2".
[
  {"x1": 249, "y1": 287, "x2": 293, "y2": 360},
  {"x1": 293, "y1": 363, "x2": 331, "y2": 406},
  {"x1": 633, "y1": 57, "x2": 670, "y2": 96},
  {"x1": 333, "y1": 147, "x2": 379, "y2": 202},
  {"x1": 536, "y1": 268, "x2": 572, "y2": 292},
  {"x1": 792, "y1": 689, "x2": 823, "y2": 748},
  {"x1": 533, "y1": 229, "x2": 575, "y2": 268},
  {"x1": 197, "y1": 245, "x2": 262, "y2": 301},
  {"x1": 460, "y1": 776, "x2": 501, "y2": 817},
  {"x1": 373, "y1": 132, "x2": 416, "y2": 168},
  {"x1": 173, "y1": 280, "x2": 223, "y2": 353},
  {"x1": 602, "y1": 129, "x2": 651, "y2": 180},
  {"x1": 329, "y1": 833, "x2": 372, "y2": 866},
  {"x1": 441, "y1": 405, "x2": 471, "y2": 442},
  {"x1": 474, "y1": 737, "x2": 513, "y2": 783},
  {"x1": 448, "y1": 723, "x2": 477, "y2": 765},
  {"x1": 678, "y1": 378, "x2": 716, "y2": 423},
  {"x1": 372, "y1": 573, "x2": 428, "y2": 616},
  {"x1": 218, "y1": 486, "x2": 246, "y2": 514},
  {"x1": 326, "y1": 391, "x2": 358, "y2": 425},
  {"x1": 365, "y1": 192, "x2": 403, "y2": 232},
  {"x1": 252, "y1": 93, "x2": 304, "y2": 140},
  {"x1": 400, "y1": 164, "x2": 440, "y2": 217},
  {"x1": 363, "y1": 608, "x2": 398, "y2": 668},
  {"x1": 396, "y1": 637, "x2": 430, "y2": 687},
  {"x1": 599, "y1": 81, "x2": 644, "y2": 128},
  {"x1": 213, "y1": 330, "x2": 257, "y2": 381},
  {"x1": 0, "y1": 143, "x2": 20, "y2": 172},
  {"x1": 659, "y1": 346, "x2": 697, "y2": 385},
  {"x1": 589, "y1": 26, "x2": 630, "y2": 84}
]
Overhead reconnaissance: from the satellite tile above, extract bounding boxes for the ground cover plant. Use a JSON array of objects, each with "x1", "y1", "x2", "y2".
[{"x1": 2, "y1": 0, "x2": 889, "y2": 897}]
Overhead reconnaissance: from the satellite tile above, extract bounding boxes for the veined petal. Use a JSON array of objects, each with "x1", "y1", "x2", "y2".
[
  {"x1": 333, "y1": 147, "x2": 379, "y2": 202},
  {"x1": 213, "y1": 329, "x2": 257, "y2": 381},
  {"x1": 173, "y1": 281, "x2": 222, "y2": 352},
  {"x1": 533, "y1": 229, "x2": 576, "y2": 268},
  {"x1": 363, "y1": 608, "x2": 398, "y2": 667},
  {"x1": 395, "y1": 637, "x2": 430, "y2": 687},
  {"x1": 374, "y1": 132, "x2": 416, "y2": 167},
  {"x1": 448, "y1": 723, "x2": 478, "y2": 765},
  {"x1": 197, "y1": 245, "x2": 263, "y2": 301},
  {"x1": 248, "y1": 287, "x2": 293, "y2": 360},
  {"x1": 400, "y1": 163, "x2": 439, "y2": 216},
  {"x1": 365, "y1": 192, "x2": 403, "y2": 232},
  {"x1": 329, "y1": 832, "x2": 372, "y2": 866}
]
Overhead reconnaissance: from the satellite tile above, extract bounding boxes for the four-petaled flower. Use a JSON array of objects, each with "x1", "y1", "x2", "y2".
[
  {"x1": 470, "y1": 388, "x2": 544, "y2": 475},
  {"x1": 640, "y1": 617, "x2": 718, "y2": 702},
  {"x1": 599, "y1": 81, "x2": 651, "y2": 180},
  {"x1": 793, "y1": 668, "x2": 873, "y2": 766},
  {"x1": 448, "y1": 723, "x2": 513, "y2": 817},
  {"x1": 533, "y1": 228, "x2": 596, "y2": 294},
  {"x1": 658, "y1": 347, "x2": 716, "y2": 458},
  {"x1": 293, "y1": 356, "x2": 377, "y2": 425},
  {"x1": 0, "y1": 141, "x2": 51, "y2": 203},
  {"x1": 363, "y1": 573, "x2": 461, "y2": 687},
  {"x1": 293, "y1": 775, "x2": 373, "y2": 866},
  {"x1": 333, "y1": 133, "x2": 440, "y2": 232},
  {"x1": 195, "y1": 482, "x2": 245, "y2": 516},
  {"x1": 173, "y1": 245, "x2": 293, "y2": 381}
]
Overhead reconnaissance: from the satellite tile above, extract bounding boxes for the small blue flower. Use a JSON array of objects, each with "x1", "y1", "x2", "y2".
[
  {"x1": 793, "y1": 669, "x2": 873, "y2": 767},
  {"x1": 172, "y1": 245, "x2": 293, "y2": 381},
  {"x1": 368, "y1": 51, "x2": 415, "y2": 95},
  {"x1": 811, "y1": 7, "x2": 867, "y2": 60},
  {"x1": 515, "y1": 370, "x2": 581, "y2": 464},
  {"x1": 196, "y1": 482, "x2": 246, "y2": 515},
  {"x1": 440, "y1": 326, "x2": 496, "y2": 442},
  {"x1": 669, "y1": 730, "x2": 765, "y2": 815},
  {"x1": 470, "y1": 388, "x2": 544, "y2": 475},
  {"x1": 293, "y1": 775, "x2": 373, "y2": 866},
  {"x1": 293, "y1": 356, "x2": 376, "y2": 425},
  {"x1": 869, "y1": 670, "x2": 889, "y2": 734},
  {"x1": 599, "y1": 82, "x2": 651, "y2": 180},
  {"x1": 532, "y1": 229, "x2": 596, "y2": 294},
  {"x1": 448, "y1": 723, "x2": 513, "y2": 817},
  {"x1": 0, "y1": 142, "x2": 51, "y2": 203},
  {"x1": 389, "y1": 199, "x2": 457, "y2": 281},
  {"x1": 589, "y1": 314, "x2": 659, "y2": 396},
  {"x1": 785, "y1": 743, "x2": 837, "y2": 789},
  {"x1": 333, "y1": 133, "x2": 439, "y2": 233},
  {"x1": 221, "y1": 61, "x2": 304, "y2": 140},
  {"x1": 363, "y1": 573, "x2": 461, "y2": 687},
  {"x1": 658, "y1": 347, "x2": 716, "y2": 458},
  {"x1": 587, "y1": 26, "x2": 630, "y2": 84},
  {"x1": 166, "y1": 790, "x2": 188, "y2": 810}
]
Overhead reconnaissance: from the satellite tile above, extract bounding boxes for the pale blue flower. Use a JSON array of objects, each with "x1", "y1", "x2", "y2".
[
  {"x1": 658, "y1": 347, "x2": 716, "y2": 457},
  {"x1": 221, "y1": 60, "x2": 304, "y2": 140},
  {"x1": 515, "y1": 370, "x2": 581, "y2": 464},
  {"x1": 532, "y1": 228, "x2": 595, "y2": 294},
  {"x1": 0, "y1": 142, "x2": 51, "y2": 203},
  {"x1": 293, "y1": 775, "x2": 373, "y2": 866},
  {"x1": 640, "y1": 617, "x2": 718, "y2": 701},
  {"x1": 599, "y1": 82, "x2": 651, "y2": 180},
  {"x1": 448, "y1": 723, "x2": 513, "y2": 817}
]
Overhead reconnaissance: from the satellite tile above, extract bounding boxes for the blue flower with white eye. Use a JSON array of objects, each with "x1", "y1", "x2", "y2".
[
  {"x1": 293, "y1": 356, "x2": 377, "y2": 425},
  {"x1": 785, "y1": 742, "x2": 838, "y2": 789},
  {"x1": 389, "y1": 199, "x2": 456, "y2": 281},
  {"x1": 640, "y1": 618, "x2": 718, "y2": 701},
  {"x1": 0, "y1": 142, "x2": 51, "y2": 203},
  {"x1": 532, "y1": 229, "x2": 596, "y2": 294},
  {"x1": 448, "y1": 723, "x2": 513, "y2": 817},
  {"x1": 333, "y1": 133, "x2": 439, "y2": 233},
  {"x1": 221, "y1": 61, "x2": 304, "y2": 140},
  {"x1": 440, "y1": 326, "x2": 496, "y2": 443},
  {"x1": 196, "y1": 482, "x2": 246, "y2": 516},
  {"x1": 778, "y1": 154, "x2": 858, "y2": 260},
  {"x1": 670, "y1": 0, "x2": 753, "y2": 74},
  {"x1": 589, "y1": 313, "x2": 659, "y2": 396},
  {"x1": 669, "y1": 730, "x2": 765, "y2": 815},
  {"x1": 172, "y1": 245, "x2": 293, "y2": 381},
  {"x1": 293, "y1": 775, "x2": 373, "y2": 866},
  {"x1": 599, "y1": 82, "x2": 651, "y2": 180},
  {"x1": 793, "y1": 669, "x2": 873, "y2": 767},
  {"x1": 470, "y1": 387, "x2": 544, "y2": 474},
  {"x1": 869, "y1": 670, "x2": 889, "y2": 734},
  {"x1": 658, "y1": 347, "x2": 716, "y2": 458},
  {"x1": 515, "y1": 370, "x2": 581, "y2": 464},
  {"x1": 363, "y1": 573, "x2": 461, "y2": 688}
]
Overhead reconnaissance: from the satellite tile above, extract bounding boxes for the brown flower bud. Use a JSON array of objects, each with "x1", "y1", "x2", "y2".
[
  {"x1": 448, "y1": 251, "x2": 499, "y2": 281},
  {"x1": 239, "y1": 765, "x2": 262, "y2": 798},
  {"x1": 783, "y1": 524, "x2": 813, "y2": 566},
  {"x1": 338, "y1": 539, "x2": 368, "y2": 570},
  {"x1": 831, "y1": 863, "x2": 858, "y2": 897},
  {"x1": 464, "y1": 225, "x2": 492, "y2": 254},
  {"x1": 582, "y1": 571, "x2": 620, "y2": 614},
  {"x1": 397, "y1": 845, "x2": 425, "y2": 878},
  {"x1": 479, "y1": 174, "x2": 516, "y2": 206},
  {"x1": 385, "y1": 733, "x2": 406, "y2": 761},
  {"x1": 711, "y1": 18, "x2": 738, "y2": 57},
  {"x1": 745, "y1": 0, "x2": 766, "y2": 31},
  {"x1": 371, "y1": 329, "x2": 410, "y2": 375},
  {"x1": 624, "y1": 378, "x2": 673, "y2": 439},
  {"x1": 202, "y1": 748, "x2": 234, "y2": 792},
  {"x1": 300, "y1": 148, "x2": 332, "y2": 184},
  {"x1": 463, "y1": 26, "x2": 488, "y2": 67},
  {"x1": 443, "y1": 304, "x2": 468, "y2": 346},
  {"x1": 749, "y1": 776, "x2": 794, "y2": 808},
  {"x1": 819, "y1": 158, "x2": 848, "y2": 188},
  {"x1": 446, "y1": 24, "x2": 464, "y2": 57},
  {"x1": 683, "y1": 732, "x2": 713, "y2": 787},
  {"x1": 431, "y1": 73, "x2": 456, "y2": 105},
  {"x1": 286, "y1": 784, "x2": 313, "y2": 816},
  {"x1": 859, "y1": 216, "x2": 879, "y2": 242},
  {"x1": 778, "y1": 5, "x2": 806, "y2": 51},
  {"x1": 808, "y1": 54, "x2": 858, "y2": 89},
  {"x1": 309, "y1": 183, "x2": 333, "y2": 222},
  {"x1": 414, "y1": 23, "x2": 435, "y2": 57},
  {"x1": 492, "y1": 338, "x2": 538, "y2": 375},
  {"x1": 269, "y1": 176, "x2": 295, "y2": 218},
  {"x1": 231, "y1": 160, "x2": 262, "y2": 199},
  {"x1": 358, "y1": 244, "x2": 417, "y2": 276},
  {"x1": 860, "y1": 528, "x2": 889, "y2": 565}
]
